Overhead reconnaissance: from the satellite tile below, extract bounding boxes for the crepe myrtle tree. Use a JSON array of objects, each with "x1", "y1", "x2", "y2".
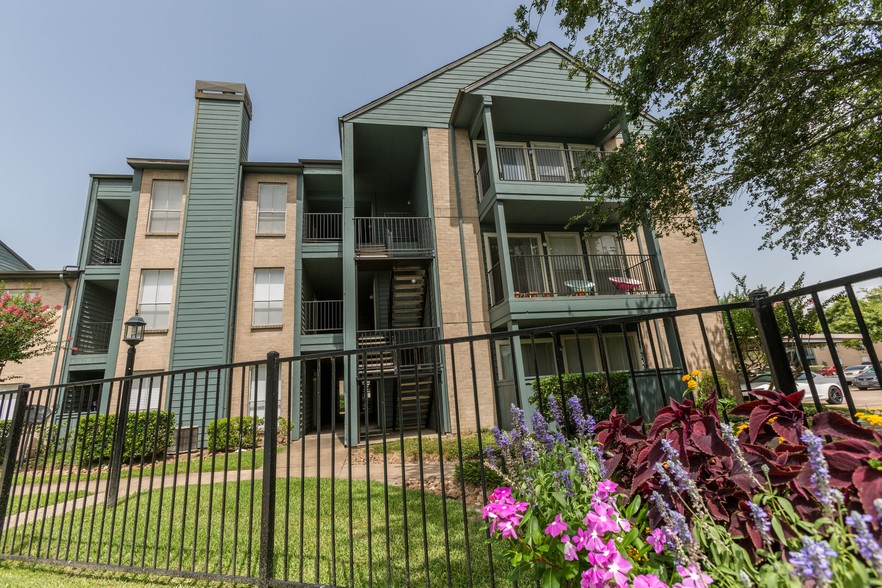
[
  {"x1": 508, "y1": 0, "x2": 882, "y2": 257},
  {"x1": 0, "y1": 284, "x2": 62, "y2": 381}
]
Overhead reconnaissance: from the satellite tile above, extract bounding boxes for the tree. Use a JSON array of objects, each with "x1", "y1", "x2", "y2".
[
  {"x1": 718, "y1": 274, "x2": 820, "y2": 374},
  {"x1": 822, "y1": 285, "x2": 882, "y2": 349},
  {"x1": 510, "y1": 0, "x2": 882, "y2": 257},
  {"x1": 0, "y1": 286, "x2": 61, "y2": 381}
]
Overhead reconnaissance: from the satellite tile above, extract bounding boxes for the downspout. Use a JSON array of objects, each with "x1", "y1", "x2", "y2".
[
  {"x1": 49, "y1": 268, "x2": 76, "y2": 386},
  {"x1": 449, "y1": 127, "x2": 474, "y2": 336}
]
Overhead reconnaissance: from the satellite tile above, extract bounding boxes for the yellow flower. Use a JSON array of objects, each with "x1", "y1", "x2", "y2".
[
  {"x1": 735, "y1": 423, "x2": 749, "y2": 435},
  {"x1": 768, "y1": 416, "x2": 779, "y2": 424},
  {"x1": 687, "y1": 380, "x2": 698, "y2": 389},
  {"x1": 691, "y1": 369, "x2": 702, "y2": 377},
  {"x1": 779, "y1": 437, "x2": 787, "y2": 444},
  {"x1": 682, "y1": 374, "x2": 691, "y2": 382}
]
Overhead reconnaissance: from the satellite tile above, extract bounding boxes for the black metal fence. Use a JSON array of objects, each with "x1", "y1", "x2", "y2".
[{"x1": 0, "y1": 267, "x2": 879, "y2": 587}]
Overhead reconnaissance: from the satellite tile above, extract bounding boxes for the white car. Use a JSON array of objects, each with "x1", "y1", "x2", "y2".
[
  {"x1": 750, "y1": 372, "x2": 844, "y2": 405},
  {"x1": 843, "y1": 364, "x2": 870, "y2": 383}
]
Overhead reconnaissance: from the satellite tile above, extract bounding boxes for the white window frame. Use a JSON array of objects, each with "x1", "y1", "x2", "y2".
[
  {"x1": 530, "y1": 141, "x2": 568, "y2": 182},
  {"x1": 566, "y1": 143, "x2": 599, "y2": 181},
  {"x1": 249, "y1": 364, "x2": 281, "y2": 420},
  {"x1": 130, "y1": 373, "x2": 162, "y2": 412},
  {"x1": 484, "y1": 233, "x2": 546, "y2": 297},
  {"x1": 148, "y1": 180, "x2": 184, "y2": 234},
  {"x1": 252, "y1": 268, "x2": 284, "y2": 326},
  {"x1": 256, "y1": 183, "x2": 287, "y2": 235},
  {"x1": 496, "y1": 141, "x2": 532, "y2": 181},
  {"x1": 138, "y1": 270, "x2": 174, "y2": 330}
]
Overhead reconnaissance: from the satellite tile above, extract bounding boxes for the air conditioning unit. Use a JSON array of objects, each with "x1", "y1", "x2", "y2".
[{"x1": 172, "y1": 426, "x2": 199, "y2": 453}]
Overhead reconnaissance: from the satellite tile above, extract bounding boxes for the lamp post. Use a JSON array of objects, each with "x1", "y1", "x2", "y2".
[{"x1": 106, "y1": 312, "x2": 146, "y2": 507}]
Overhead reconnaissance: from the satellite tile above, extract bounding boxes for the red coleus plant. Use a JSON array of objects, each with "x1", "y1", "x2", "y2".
[{"x1": 814, "y1": 410, "x2": 882, "y2": 513}]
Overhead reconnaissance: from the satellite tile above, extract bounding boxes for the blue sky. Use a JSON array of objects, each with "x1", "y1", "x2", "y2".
[{"x1": 1, "y1": 1, "x2": 878, "y2": 295}]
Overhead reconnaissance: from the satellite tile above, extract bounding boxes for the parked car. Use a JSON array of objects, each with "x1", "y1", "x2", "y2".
[
  {"x1": 750, "y1": 372, "x2": 844, "y2": 404},
  {"x1": 854, "y1": 369, "x2": 880, "y2": 390},
  {"x1": 817, "y1": 366, "x2": 837, "y2": 376},
  {"x1": 843, "y1": 364, "x2": 871, "y2": 383}
]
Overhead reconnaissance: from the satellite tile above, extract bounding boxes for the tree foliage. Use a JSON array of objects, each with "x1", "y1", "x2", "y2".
[
  {"x1": 822, "y1": 285, "x2": 882, "y2": 349},
  {"x1": 0, "y1": 285, "x2": 61, "y2": 381},
  {"x1": 510, "y1": 0, "x2": 882, "y2": 256}
]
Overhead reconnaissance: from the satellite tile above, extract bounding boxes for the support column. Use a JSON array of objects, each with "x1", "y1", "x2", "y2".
[
  {"x1": 508, "y1": 321, "x2": 534, "y2": 423},
  {"x1": 342, "y1": 122, "x2": 358, "y2": 446},
  {"x1": 493, "y1": 201, "x2": 515, "y2": 300},
  {"x1": 291, "y1": 174, "x2": 305, "y2": 439},
  {"x1": 641, "y1": 224, "x2": 670, "y2": 294}
]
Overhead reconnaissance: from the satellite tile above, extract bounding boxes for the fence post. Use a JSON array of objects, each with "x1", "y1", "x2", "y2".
[
  {"x1": 0, "y1": 384, "x2": 30, "y2": 537},
  {"x1": 748, "y1": 289, "x2": 797, "y2": 393},
  {"x1": 259, "y1": 351, "x2": 280, "y2": 585}
]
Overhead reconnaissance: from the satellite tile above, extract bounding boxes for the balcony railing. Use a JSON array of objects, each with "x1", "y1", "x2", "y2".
[
  {"x1": 303, "y1": 213, "x2": 342, "y2": 242},
  {"x1": 88, "y1": 238, "x2": 124, "y2": 265},
  {"x1": 301, "y1": 300, "x2": 343, "y2": 334},
  {"x1": 476, "y1": 146, "x2": 612, "y2": 198},
  {"x1": 72, "y1": 321, "x2": 113, "y2": 354},
  {"x1": 356, "y1": 327, "x2": 441, "y2": 373},
  {"x1": 354, "y1": 217, "x2": 434, "y2": 258},
  {"x1": 487, "y1": 253, "x2": 662, "y2": 305}
]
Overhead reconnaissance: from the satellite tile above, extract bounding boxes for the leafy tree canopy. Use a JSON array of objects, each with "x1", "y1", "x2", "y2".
[
  {"x1": 510, "y1": 0, "x2": 882, "y2": 257},
  {"x1": 823, "y1": 285, "x2": 882, "y2": 348}
]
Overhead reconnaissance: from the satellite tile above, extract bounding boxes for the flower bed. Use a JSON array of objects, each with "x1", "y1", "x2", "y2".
[{"x1": 482, "y1": 382, "x2": 882, "y2": 587}]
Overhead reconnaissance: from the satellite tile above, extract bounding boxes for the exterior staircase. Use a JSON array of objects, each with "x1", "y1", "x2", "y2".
[
  {"x1": 390, "y1": 266, "x2": 426, "y2": 328},
  {"x1": 356, "y1": 333, "x2": 395, "y2": 375},
  {"x1": 389, "y1": 367, "x2": 434, "y2": 430}
]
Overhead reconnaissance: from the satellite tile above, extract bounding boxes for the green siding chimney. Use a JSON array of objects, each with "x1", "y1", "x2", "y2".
[{"x1": 169, "y1": 81, "x2": 251, "y2": 423}]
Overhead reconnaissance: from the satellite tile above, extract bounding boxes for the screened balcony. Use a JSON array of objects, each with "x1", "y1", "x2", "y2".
[{"x1": 354, "y1": 217, "x2": 434, "y2": 259}]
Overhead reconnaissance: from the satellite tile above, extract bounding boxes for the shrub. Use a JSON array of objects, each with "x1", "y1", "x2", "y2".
[
  {"x1": 529, "y1": 371, "x2": 630, "y2": 426},
  {"x1": 75, "y1": 410, "x2": 175, "y2": 464},
  {"x1": 455, "y1": 460, "x2": 505, "y2": 488},
  {"x1": 0, "y1": 420, "x2": 10, "y2": 461},
  {"x1": 206, "y1": 416, "x2": 263, "y2": 452}
]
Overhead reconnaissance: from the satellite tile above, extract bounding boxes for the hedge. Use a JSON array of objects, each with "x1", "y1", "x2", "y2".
[
  {"x1": 529, "y1": 372, "x2": 631, "y2": 427},
  {"x1": 74, "y1": 410, "x2": 175, "y2": 464},
  {"x1": 206, "y1": 416, "x2": 263, "y2": 452}
]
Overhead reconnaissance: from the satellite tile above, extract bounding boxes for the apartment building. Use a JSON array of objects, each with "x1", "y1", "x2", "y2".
[{"x1": 60, "y1": 37, "x2": 725, "y2": 445}]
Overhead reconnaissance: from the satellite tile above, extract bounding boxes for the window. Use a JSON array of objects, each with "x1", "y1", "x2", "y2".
[
  {"x1": 531, "y1": 142, "x2": 568, "y2": 182},
  {"x1": 130, "y1": 374, "x2": 162, "y2": 412},
  {"x1": 63, "y1": 383, "x2": 102, "y2": 414},
  {"x1": 139, "y1": 270, "x2": 174, "y2": 330},
  {"x1": 253, "y1": 269, "x2": 284, "y2": 326},
  {"x1": 496, "y1": 142, "x2": 531, "y2": 181},
  {"x1": 148, "y1": 180, "x2": 184, "y2": 233},
  {"x1": 257, "y1": 183, "x2": 287, "y2": 235},
  {"x1": 249, "y1": 364, "x2": 281, "y2": 419}
]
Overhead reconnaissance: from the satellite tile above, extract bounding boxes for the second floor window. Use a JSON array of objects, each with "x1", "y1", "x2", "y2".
[
  {"x1": 139, "y1": 269, "x2": 174, "y2": 330},
  {"x1": 148, "y1": 180, "x2": 184, "y2": 233},
  {"x1": 257, "y1": 183, "x2": 287, "y2": 235},
  {"x1": 253, "y1": 268, "x2": 284, "y2": 326}
]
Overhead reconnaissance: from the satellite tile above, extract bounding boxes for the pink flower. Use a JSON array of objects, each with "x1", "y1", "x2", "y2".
[
  {"x1": 545, "y1": 514, "x2": 568, "y2": 538},
  {"x1": 491, "y1": 487, "x2": 512, "y2": 501},
  {"x1": 596, "y1": 479, "x2": 618, "y2": 496},
  {"x1": 676, "y1": 564, "x2": 714, "y2": 588},
  {"x1": 611, "y1": 508, "x2": 631, "y2": 532},
  {"x1": 581, "y1": 567, "x2": 610, "y2": 588},
  {"x1": 633, "y1": 574, "x2": 669, "y2": 588},
  {"x1": 562, "y1": 538, "x2": 579, "y2": 561},
  {"x1": 584, "y1": 503, "x2": 618, "y2": 534},
  {"x1": 605, "y1": 551, "x2": 633, "y2": 586},
  {"x1": 647, "y1": 528, "x2": 666, "y2": 554},
  {"x1": 498, "y1": 519, "x2": 519, "y2": 540},
  {"x1": 587, "y1": 539, "x2": 616, "y2": 567},
  {"x1": 574, "y1": 526, "x2": 606, "y2": 552}
]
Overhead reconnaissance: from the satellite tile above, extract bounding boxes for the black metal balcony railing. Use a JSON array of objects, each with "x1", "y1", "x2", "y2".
[
  {"x1": 487, "y1": 253, "x2": 662, "y2": 305},
  {"x1": 88, "y1": 238, "x2": 124, "y2": 265},
  {"x1": 357, "y1": 327, "x2": 441, "y2": 372},
  {"x1": 354, "y1": 217, "x2": 434, "y2": 258},
  {"x1": 476, "y1": 146, "x2": 613, "y2": 198},
  {"x1": 72, "y1": 321, "x2": 113, "y2": 354},
  {"x1": 301, "y1": 300, "x2": 343, "y2": 334},
  {"x1": 303, "y1": 213, "x2": 342, "y2": 242}
]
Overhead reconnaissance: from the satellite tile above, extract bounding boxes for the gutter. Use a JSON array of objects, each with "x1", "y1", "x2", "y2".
[{"x1": 49, "y1": 266, "x2": 80, "y2": 386}]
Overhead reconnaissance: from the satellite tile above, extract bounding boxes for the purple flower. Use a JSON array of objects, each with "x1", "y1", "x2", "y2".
[
  {"x1": 562, "y1": 537, "x2": 579, "y2": 561},
  {"x1": 581, "y1": 567, "x2": 610, "y2": 588},
  {"x1": 547, "y1": 394, "x2": 566, "y2": 429},
  {"x1": 591, "y1": 446, "x2": 607, "y2": 478},
  {"x1": 800, "y1": 430, "x2": 842, "y2": 513},
  {"x1": 545, "y1": 514, "x2": 568, "y2": 538},
  {"x1": 584, "y1": 502, "x2": 619, "y2": 535},
  {"x1": 587, "y1": 539, "x2": 616, "y2": 567},
  {"x1": 531, "y1": 410, "x2": 563, "y2": 449},
  {"x1": 567, "y1": 396, "x2": 596, "y2": 437},
  {"x1": 574, "y1": 526, "x2": 605, "y2": 552},
  {"x1": 788, "y1": 536, "x2": 836, "y2": 588},
  {"x1": 605, "y1": 550, "x2": 633, "y2": 586},
  {"x1": 846, "y1": 510, "x2": 882, "y2": 575},
  {"x1": 720, "y1": 423, "x2": 762, "y2": 488},
  {"x1": 746, "y1": 501, "x2": 772, "y2": 546},
  {"x1": 675, "y1": 564, "x2": 714, "y2": 588},
  {"x1": 554, "y1": 469, "x2": 574, "y2": 496},
  {"x1": 570, "y1": 447, "x2": 589, "y2": 476},
  {"x1": 647, "y1": 528, "x2": 667, "y2": 554},
  {"x1": 633, "y1": 574, "x2": 669, "y2": 588}
]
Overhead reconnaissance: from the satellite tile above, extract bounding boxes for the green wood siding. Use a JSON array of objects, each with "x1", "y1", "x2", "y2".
[
  {"x1": 352, "y1": 40, "x2": 533, "y2": 126},
  {"x1": 169, "y1": 98, "x2": 247, "y2": 422},
  {"x1": 475, "y1": 50, "x2": 616, "y2": 105},
  {"x1": 0, "y1": 242, "x2": 31, "y2": 271},
  {"x1": 95, "y1": 178, "x2": 135, "y2": 199}
]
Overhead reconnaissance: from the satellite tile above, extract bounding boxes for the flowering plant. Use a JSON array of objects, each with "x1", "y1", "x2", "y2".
[{"x1": 0, "y1": 286, "x2": 61, "y2": 381}]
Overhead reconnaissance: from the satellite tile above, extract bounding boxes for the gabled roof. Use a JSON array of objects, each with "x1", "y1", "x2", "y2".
[
  {"x1": 0, "y1": 240, "x2": 34, "y2": 271},
  {"x1": 340, "y1": 35, "x2": 537, "y2": 125}
]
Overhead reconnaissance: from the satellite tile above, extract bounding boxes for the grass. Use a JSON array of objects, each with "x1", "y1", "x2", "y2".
[
  {"x1": 368, "y1": 430, "x2": 494, "y2": 462},
  {"x1": 6, "y1": 491, "x2": 90, "y2": 516},
  {"x1": 0, "y1": 477, "x2": 496, "y2": 587},
  {"x1": 10, "y1": 447, "x2": 270, "y2": 489},
  {"x1": 0, "y1": 560, "x2": 244, "y2": 587}
]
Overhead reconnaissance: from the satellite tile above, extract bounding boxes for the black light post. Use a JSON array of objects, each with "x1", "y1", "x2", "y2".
[{"x1": 106, "y1": 312, "x2": 146, "y2": 507}]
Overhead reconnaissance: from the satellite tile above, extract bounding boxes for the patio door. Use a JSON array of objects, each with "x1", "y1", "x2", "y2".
[
  {"x1": 586, "y1": 234, "x2": 624, "y2": 295},
  {"x1": 545, "y1": 233, "x2": 587, "y2": 293},
  {"x1": 496, "y1": 142, "x2": 531, "y2": 181},
  {"x1": 485, "y1": 233, "x2": 546, "y2": 297},
  {"x1": 531, "y1": 142, "x2": 568, "y2": 182}
]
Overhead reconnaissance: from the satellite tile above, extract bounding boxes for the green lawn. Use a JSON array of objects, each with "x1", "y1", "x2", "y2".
[
  {"x1": 368, "y1": 431, "x2": 494, "y2": 462},
  {"x1": 0, "y1": 561, "x2": 240, "y2": 587},
  {"x1": 1, "y1": 478, "x2": 497, "y2": 588}
]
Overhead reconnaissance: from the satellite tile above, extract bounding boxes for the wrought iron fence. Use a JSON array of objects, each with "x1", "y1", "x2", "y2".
[
  {"x1": 353, "y1": 217, "x2": 434, "y2": 258},
  {"x1": 0, "y1": 267, "x2": 879, "y2": 586},
  {"x1": 88, "y1": 239, "x2": 124, "y2": 266},
  {"x1": 303, "y1": 213, "x2": 342, "y2": 242}
]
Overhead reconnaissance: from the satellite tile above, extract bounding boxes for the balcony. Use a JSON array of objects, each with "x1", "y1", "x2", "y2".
[
  {"x1": 303, "y1": 213, "x2": 342, "y2": 242},
  {"x1": 301, "y1": 300, "x2": 343, "y2": 334},
  {"x1": 487, "y1": 254, "x2": 662, "y2": 306},
  {"x1": 356, "y1": 327, "x2": 440, "y2": 374},
  {"x1": 88, "y1": 238, "x2": 124, "y2": 265},
  {"x1": 354, "y1": 217, "x2": 433, "y2": 259},
  {"x1": 476, "y1": 146, "x2": 612, "y2": 199},
  {"x1": 72, "y1": 321, "x2": 113, "y2": 354}
]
